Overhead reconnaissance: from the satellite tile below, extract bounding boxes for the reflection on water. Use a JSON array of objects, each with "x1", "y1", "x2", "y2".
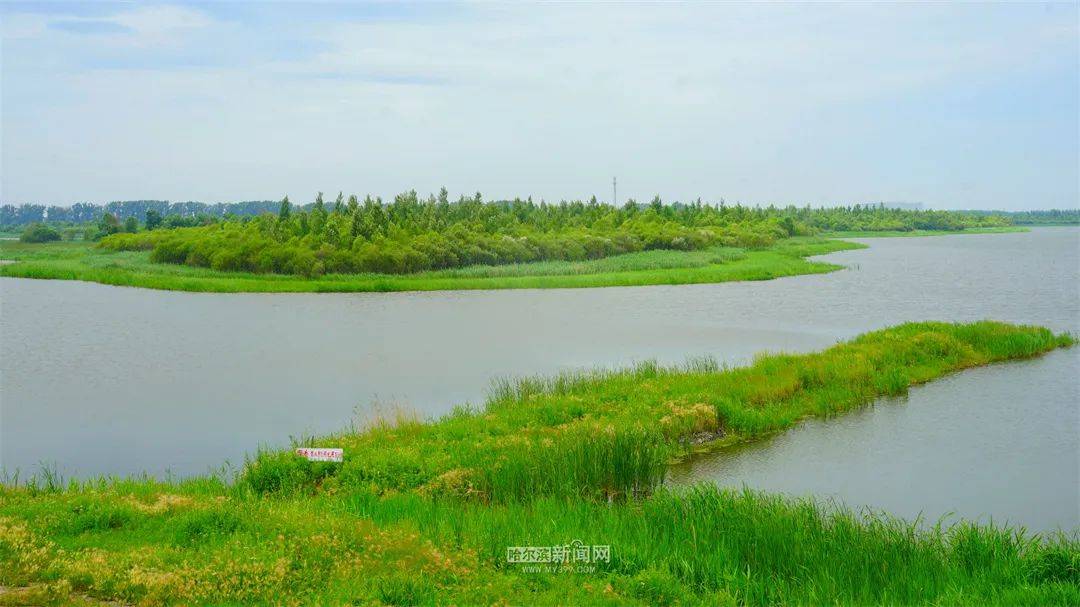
[{"x1": 1, "y1": 228, "x2": 1077, "y2": 530}]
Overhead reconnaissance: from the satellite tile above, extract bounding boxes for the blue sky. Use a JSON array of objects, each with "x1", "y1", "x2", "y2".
[{"x1": 2, "y1": 1, "x2": 1077, "y2": 210}]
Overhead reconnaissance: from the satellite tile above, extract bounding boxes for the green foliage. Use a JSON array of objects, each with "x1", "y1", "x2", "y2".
[
  {"x1": 240, "y1": 449, "x2": 338, "y2": 495},
  {"x1": 825, "y1": 226, "x2": 1027, "y2": 238},
  {"x1": 5, "y1": 484, "x2": 1078, "y2": 606},
  {"x1": 18, "y1": 223, "x2": 61, "y2": 243},
  {"x1": 91, "y1": 212, "x2": 121, "y2": 241},
  {"x1": 61, "y1": 499, "x2": 136, "y2": 534},
  {"x1": 277, "y1": 195, "x2": 291, "y2": 222},
  {"x1": 239, "y1": 321, "x2": 1072, "y2": 502},
  {"x1": 0, "y1": 237, "x2": 863, "y2": 293},
  {"x1": 144, "y1": 209, "x2": 163, "y2": 230},
  {"x1": 1025, "y1": 539, "x2": 1080, "y2": 585},
  {"x1": 96, "y1": 192, "x2": 1006, "y2": 277},
  {"x1": 169, "y1": 508, "x2": 244, "y2": 544},
  {"x1": 0, "y1": 322, "x2": 1074, "y2": 606},
  {"x1": 964, "y1": 209, "x2": 1080, "y2": 226}
]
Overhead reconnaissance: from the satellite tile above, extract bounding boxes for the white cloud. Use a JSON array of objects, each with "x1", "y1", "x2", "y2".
[
  {"x1": 1, "y1": 2, "x2": 1077, "y2": 209},
  {"x1": 112, "y1": 4, "x2": 212, "y2": 36}
]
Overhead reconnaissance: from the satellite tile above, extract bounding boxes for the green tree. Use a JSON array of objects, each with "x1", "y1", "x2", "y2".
[
  {"x1": 278, "y1": 196, "x2": 291, "y2": 222},
  {"x1": 105, "y1": 188, "x2": 1003, "y2": 277},
  {"x1": 311, "y1": 192, "x2": 328, "y2": 235},
  {"x1": 97, "y1": 213, "x2": 120, "y2": 238},
  {"x1": 124, "y1": 216, "x2": 138, "y2": 233},
  {"x1": 780, "y1": 216, "x2": 797, "y2": 236},
  {"x1": 145, "y1": 209, "x2": 163, "y2": 230}
]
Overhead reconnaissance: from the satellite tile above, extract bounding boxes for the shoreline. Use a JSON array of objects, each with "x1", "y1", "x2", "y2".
[
  {"x1": 821, "y1": 226, "x2": 1029, "y2": 238},
  {"x1": 0, "y1": 237, "x2": 864, "y2": 293},
  {"x1": 1, "y1": 227, "x2": 1048, "y2": 295}
]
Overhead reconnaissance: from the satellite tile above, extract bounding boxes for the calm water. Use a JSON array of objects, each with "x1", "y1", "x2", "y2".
[
  {"x1": 1, "y1": 228, "x2": 1077, "y2": 531},
  {"x1": 668, "y1": 349, "x2": 1079, "y2": 533}
]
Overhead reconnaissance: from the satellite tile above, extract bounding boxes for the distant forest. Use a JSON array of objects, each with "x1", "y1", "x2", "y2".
[
  {"x1": 960, "y1": 209, "x2": 1080, "y2": 226},
  {"x1": 0, "y1": 200, "x2": 278, "y2": 227},
  {"x1": 3, "y1": 198, "x2": 1077, "y2": 228}
]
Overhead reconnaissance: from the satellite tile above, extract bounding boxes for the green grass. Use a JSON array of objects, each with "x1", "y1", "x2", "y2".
[
  {"x1": 1, "y1": 322, "x2": 1076, "y2": 605},
  {"x1": 0, "y1": 237, "x2": 863, "y2": 293},
  {"x1": 822, "y1": 226, "x2": 1029, "y2": 238},
  {"x1": 242, "y1": 321, "x2": 1074, "y2": 502}
]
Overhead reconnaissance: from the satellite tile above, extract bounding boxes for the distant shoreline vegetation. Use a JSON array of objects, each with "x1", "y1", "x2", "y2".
[
  {"x1": 0, "y1": 238, "x2": 864, "y2": 292},
  {"x1": 1, "y1": 197, "x2": 1076, "y2": 229},
  {"x1": 960, "y1": 208, "x2": 1080, "y2": 226},
  {"x1": 96, "y1": 192, "x2": 1012, "y2": 275},
  {"x1": 0, "y1": 191, "x2": 1065, "y2": 292},
  {"x1": 821, "y1": 226, "x2": 1028, "y2": 238}
]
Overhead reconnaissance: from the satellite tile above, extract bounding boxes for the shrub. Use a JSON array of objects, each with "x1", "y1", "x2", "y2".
[{"x1": 19, "y1": 223, "x2": 61, "y2": 243}]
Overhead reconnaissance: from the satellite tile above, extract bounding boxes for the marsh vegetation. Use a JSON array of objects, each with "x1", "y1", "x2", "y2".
[
  {"x1": 96, "y1": 194, "x2": 1010, "y2": 277},
  {"x1": 0, "y1": 235, "x2": 867, "y2": 292},
  {"x1": 1, "y1": 194, "x2": 1020, "y2": 293},
  {"x1": 1, "y1": 322, "x2": 1075, "y2": 605}
]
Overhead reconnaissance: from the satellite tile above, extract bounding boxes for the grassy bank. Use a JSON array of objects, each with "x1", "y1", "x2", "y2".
[
  {"x1": 0, "y1": 237, "x2": 862, "y2": 293},
  {"x1": 1, "y1": 322, "x2": 1076, "y2": 605},
  {"x1": 822, "y1": 226, "x2": 1028, "y2": 238}
]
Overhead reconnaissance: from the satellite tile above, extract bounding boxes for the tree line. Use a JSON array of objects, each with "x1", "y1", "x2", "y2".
[
  {"x1": 5, "y1": 197, "x2": 1060, "y2": 229},
  {"x1": 96, "y1": 190, "x2": 1010, "y2": 277},
  {"x1": 1, "y1": 200, "x2": 280, "y2": 227},
  {"x1": 961, "y1": 209, "x2": 1080, "y2": 226}
]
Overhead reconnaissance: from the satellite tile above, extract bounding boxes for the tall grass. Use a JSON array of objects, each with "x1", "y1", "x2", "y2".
[
  {"x1": 238, "y1": 321, "x2": 1073, "y2": 505},
  {"x1": 2, "y1": 481, "x2": 1075, "y2": 605},
  {"x1": 339, "y1": 486, "x2": 1080, "y2": 605}
]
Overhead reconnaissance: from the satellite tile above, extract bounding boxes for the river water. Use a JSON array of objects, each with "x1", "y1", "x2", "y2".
[{"x1": 1, "y1": 228, "x2": 1077, "y2": 531}]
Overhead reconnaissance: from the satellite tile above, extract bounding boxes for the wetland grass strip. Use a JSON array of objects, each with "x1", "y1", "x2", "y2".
[
  {"x1": 0, "y1": 238, "x2": 862, "y2": 293},
  {"x1": 241, "y1": 321, "x2": 1074, "y2": 502},
  {"x1": 0, "y1": 321, "x2": 1075, "y2": 605}
]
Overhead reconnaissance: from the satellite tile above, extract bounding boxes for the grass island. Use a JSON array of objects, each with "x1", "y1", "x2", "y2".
[{"x1": 0, "y1": 196, "x2": 1027, "y2": 293}]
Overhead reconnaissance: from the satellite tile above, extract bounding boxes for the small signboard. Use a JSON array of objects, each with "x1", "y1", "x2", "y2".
[{"x1": 295, "y1": 447, "x2": 343, "y2": 462}]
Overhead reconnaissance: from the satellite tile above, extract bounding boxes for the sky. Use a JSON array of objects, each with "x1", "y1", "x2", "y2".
[{"x1": 1, "y1": 1, "x2": 1077, "y2": 210}]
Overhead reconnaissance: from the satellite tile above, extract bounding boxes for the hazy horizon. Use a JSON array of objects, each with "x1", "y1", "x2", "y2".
[
  {"x1": 3, "y1": 2, "x2": 1077, "y2": 211},
  {"x1": 7, "y1": 195, "x2": 1080, "y2": 214}
]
